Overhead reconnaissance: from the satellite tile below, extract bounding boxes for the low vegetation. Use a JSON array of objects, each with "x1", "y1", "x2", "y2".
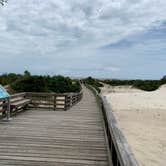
[
  {"x1": 0, "y1": 71, "x2": 81, "y2": 93},
  {"x1": 1, "y1": 72, "x2": 166, "y2": 93},
  {"x1": 103, "y1": 76, "x2": 166, "y2": 91},
  {"x1": 83, "y1": 76, "x2": 166, "y2": 92},
  {"x1": 83, "y1": 77, "x2": 103, "y2": 93}
]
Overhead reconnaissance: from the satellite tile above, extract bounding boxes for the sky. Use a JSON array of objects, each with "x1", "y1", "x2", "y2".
[{"x1": 0, "y1": 0, "x2": 166, "y2": 79}]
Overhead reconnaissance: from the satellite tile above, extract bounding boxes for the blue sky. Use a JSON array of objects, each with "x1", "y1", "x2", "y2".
[{"x1": 0, "y1": 0, "x2": 166, "y2": 79}]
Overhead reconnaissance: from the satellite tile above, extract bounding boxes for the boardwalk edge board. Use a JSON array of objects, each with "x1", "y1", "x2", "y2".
[{"x1": 85, "y1": 84, "x2": 139, "y2": 166}]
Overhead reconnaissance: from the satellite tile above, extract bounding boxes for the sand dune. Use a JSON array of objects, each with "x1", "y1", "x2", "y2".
[{"x1": 101, "y1": 84, "x2": 166, "y2": 166}]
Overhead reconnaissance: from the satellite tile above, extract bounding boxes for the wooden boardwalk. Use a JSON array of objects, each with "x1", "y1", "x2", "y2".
[{"x1": 0, "y1": 86, "x2": 109, "y2": 166}]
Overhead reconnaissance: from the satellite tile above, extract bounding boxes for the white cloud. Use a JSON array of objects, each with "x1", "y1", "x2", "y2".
[
  {"x1": 0, "y1": 0, "x2": 166, "y2": 78},
  {"x1": 1, "y1": 0, "x2": 166, "y2": 46}
]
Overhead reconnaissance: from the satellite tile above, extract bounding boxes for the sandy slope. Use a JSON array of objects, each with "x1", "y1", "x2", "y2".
[{"x1": 101, "y1": 84, "x2": 166, "y2": 166}]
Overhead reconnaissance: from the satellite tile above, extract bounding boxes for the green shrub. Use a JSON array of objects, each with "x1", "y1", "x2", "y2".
[
  {"x1": 10, "y1": 76, "x2": 48, "y2": 92},
  {"x1": 0, "y1": 71, "x2": 81, "y2": 93},
  {"x1": 133, "y1": 80, "x2": 161, "y2": 91},
  {"x1": 83, "y1": 77, "x2": 102, "y2": 93},
  {"x1": 102, "y1": 78, "x2": 166, "y2": 91},
  {"x1": 0, "y1": 73, "x2": 21, "y2": 85}
]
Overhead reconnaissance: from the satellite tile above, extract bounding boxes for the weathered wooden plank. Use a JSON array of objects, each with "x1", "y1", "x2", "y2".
[
  {"x1": 10, "y1": 93, "x2": 26, "y2": 99},
  {"x1": 0, "y1": 86, "x2": 109, "y2": 166}
]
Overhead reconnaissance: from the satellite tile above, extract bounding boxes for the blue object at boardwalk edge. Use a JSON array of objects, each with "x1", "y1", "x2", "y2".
[{"x1": 0, "y1": 85, "x2": 10, "y2": 99}]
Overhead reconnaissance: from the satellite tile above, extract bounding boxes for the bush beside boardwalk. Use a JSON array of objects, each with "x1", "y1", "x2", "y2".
[
  {"x1": 83, "y1": 77, "x2": 103, "y2": 93},
  {"x1": 0, "y1": 71, "x2": 81, "y2": 93}
]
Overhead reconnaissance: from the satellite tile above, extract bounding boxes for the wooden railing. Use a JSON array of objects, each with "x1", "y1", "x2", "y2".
[
  {"x1": 10, "y1": 92, "x2": 26, "y2": 102},
  {"x1": 0, "y1": 90, "x2": 83, "y2": 119},
  {"x1": 26, "y1": 91, "x2": 83, "y2": 110},
  {"x1": 85, "y1": 84, "x2": 139, "y2": 166}
]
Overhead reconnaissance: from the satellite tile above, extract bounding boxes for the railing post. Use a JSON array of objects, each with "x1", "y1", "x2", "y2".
[
  {"x1": 70, "y1": 95, "x2": 73, "y2": 107},
  {"x1": 2, "y1": 100, "x2": 6, "y2": 115},
  {"x1": 6, "y1": 97, "x2": 11, "y2": 120},
  {"x1": 65, "y1": 95, "x2": 69, "y2": 111},
  {"x1": 53, "y1": 94, "x2": 56, "y2": 111},
  {"x1": 64, "y1": 95, "x2": 67, "y2": 111},
  {"x1": 3, "y1": 97, "x2": 11, "y2": 121}
]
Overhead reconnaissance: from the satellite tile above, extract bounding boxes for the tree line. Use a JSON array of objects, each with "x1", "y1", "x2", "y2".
[{"x1": 0, "y1": 71, "x2": 81, "y2": 93}]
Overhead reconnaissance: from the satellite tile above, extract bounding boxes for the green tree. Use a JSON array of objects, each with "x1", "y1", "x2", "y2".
[
  {"x1": 162, "y1": 75, "x2": 166, "y2": 80},
  {"x1": 9, "y1": 74, "x2": 81, "y2": 93},
  {"x1": 24, "y1": 70, "x2": 31, "y2": 77},
  {"x1": 11, "y1": 76, "x2": 48, "y2": 92},
  {"x1": 0, "y1": 73, "x2": 21, "y2": 85}
]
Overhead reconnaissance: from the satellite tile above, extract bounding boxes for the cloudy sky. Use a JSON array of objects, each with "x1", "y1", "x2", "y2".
[{"x1": 0, "y1": 0, "x2": 166, "y2": 79}]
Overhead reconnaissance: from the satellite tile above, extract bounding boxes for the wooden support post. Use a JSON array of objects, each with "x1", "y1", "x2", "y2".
[
  {"x1": 2, "y1": 97, "x2": 11, "y2": 121},
  {"x1": 64, "y1": 95, "x2": 67, "y2": 111},
  {"x1": 53, "y1": 95, "x2": 56, "y2": 111},
  {"x1": 6, "y1": 97, "x2": 11, "y2": 120}
]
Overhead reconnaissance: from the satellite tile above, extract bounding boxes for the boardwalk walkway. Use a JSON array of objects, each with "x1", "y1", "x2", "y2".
[{"x1": 0, "y1": 86, "x2": 109, "y2": 166}]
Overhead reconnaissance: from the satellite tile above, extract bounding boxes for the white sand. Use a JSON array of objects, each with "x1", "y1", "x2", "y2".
[{"x1": 101, "y1": 84, "x2": 166, "y2": 166}]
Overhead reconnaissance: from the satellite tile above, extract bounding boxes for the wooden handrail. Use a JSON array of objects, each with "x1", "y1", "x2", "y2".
[
  {"x1": 10, "y1": 92, "x2": 26, "y2": 99},
  {"x1": 0, "y1": 90, "x2": 83, "y2": 119},
  {"x1": 25, "y1": 91, "x2": 83, "y2": 111},
  {"x1": 85, "y1": 84, "x2": 139, "y2": 166}
]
